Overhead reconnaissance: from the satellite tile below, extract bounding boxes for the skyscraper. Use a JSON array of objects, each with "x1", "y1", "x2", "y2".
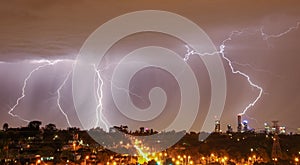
[
  {"x1": 237, "y1": 115, "x2": 242, "y2": 133},
  {"x1": 243, "y1": 120, "x2": 248, "y2": 132},
  {"x1": 215, "y1": 120, "x2": 221, "y2": 133},
  {"x1": 264, "y1": 122, "x2": 270, "y2": 133},
  {"x1": 272, "y1": 121, "x2": 279, "y2": 134},
  {"x1": 227, "y1": 124, "x2": 233, "y2": 133}
]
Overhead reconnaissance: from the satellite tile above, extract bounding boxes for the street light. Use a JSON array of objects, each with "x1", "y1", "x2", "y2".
[
  {"x1": 36, "y1": 159, "x2": 41, "y2": 165},
  {"x1": 273, "y1": 157, "x2": 278, "y2": 164},
  {"x1": 84, "y1": 155, "x2": 89, "y2": 165},
  {"x1": 73, "y1": 142, "x2": 76, "y2": 162}
]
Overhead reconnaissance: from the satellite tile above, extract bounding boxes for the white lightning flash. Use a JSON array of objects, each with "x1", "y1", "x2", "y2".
[
  {"x1": 93, "y1": 65, "x2": 110, "y2": 131},
  {"x1": 220, "y1": 31, "x2": 264, "y2": 116},
  {"x1": 101, "y1": 76, "x2": 147, "y2": 106},
  {"x1": 231, "y1": 61, "x2": 282, "y2": 78},
  {"x1": 56, "y1": 71, "x2": 72, "y2": 127},
  {"x1": 260, "y1": 21, "x2": 300, "y2": 40},
  {"x1": 184, "y1": 21, "x2": 300, "y2": 117},
  {"x1": 8, "y1": 59, "x2": 73, "y2": 126},
  {"x1": 184, "y1": 30, "x2": 263, "y2": 116},
  {"x1": 97, "y1": 62, "x2": 146, "y2": 103},
  {"x1": 93, "y1": 64, "x2": 147, "y2": 131}
]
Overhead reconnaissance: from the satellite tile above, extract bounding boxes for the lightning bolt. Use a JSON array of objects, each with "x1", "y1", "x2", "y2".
[
  {"x1": 56, "y1": 70, "x2": 72, "y2": 127},
  {"x1": 93, "y1": 63, "x2": 147, "y2": 131},
  {"x1": 184, "y1": 21, "x2": 300, "y2": 119},
  {"x1": 184, "y1": 30, "x2": 263, "y2": 116},
  {"x1": 94, "y1": 64, "x2": 110, "y2": 131},
  {"x1": 101, "y1": 76, "x2": 148, "y2": 106},
  {"x1": 231, "y1": 61, "x2": 282, "y2": 78},
  {"x1": 260, "y1": 21, "x2": 300, "y2": 40},
  {"x1": 8, "y1": 59, "x2": 125, "y2": 130},
  {"x1": 97, "y1": 61, "x2": 147, "y2": 104},
  {"x1": 8, "y1": 59, "x2": 73, "y2": 126},
  {"x1": 220, "y1": 31, "x2": 264, "y2": 116},
  {"x1": 8, "y1": 60, "x2": 62, "y2": 122}
]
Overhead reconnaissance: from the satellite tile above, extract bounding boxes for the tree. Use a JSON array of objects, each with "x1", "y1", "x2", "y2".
[
  {"x1": 28, "y1": 121, "x2": 42, "y2": 130},
  {"x1": 2, "y1": 123, "x2": 8, "y2": 131},
  {"x1": 45, "y1": 123, "x2": 57, "y2": 132}
]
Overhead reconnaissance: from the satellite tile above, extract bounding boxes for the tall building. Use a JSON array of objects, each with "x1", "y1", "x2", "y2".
[
  {"x1": 215, "y1": 120, "x2": 221, "y2": 133},
  {"x1": 237, "y1": 115, "x2": 242, "y2": 133},
  {"x1": 279, "y1": 126, "x2": 286, "y2": 134},
  {"x1": 227, "y1": 124, "x2": 233, "y2": 133},
  {"x1": 243, "y1": 120, "x2": 248, "y2": 132},
  {"x1": 140, "y1": 127, "x2": 145, "y2": 133},
  {"x1": 264, "y1": 122, "x2": 270, "y2": 133},
  {"x1": 272, "y1": 121, "x2": 279, "y2": 134}
]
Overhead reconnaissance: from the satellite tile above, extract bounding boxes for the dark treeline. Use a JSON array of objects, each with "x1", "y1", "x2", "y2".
[{"x1": 0, "y1": 121, "x2": 300, "y2": 164}]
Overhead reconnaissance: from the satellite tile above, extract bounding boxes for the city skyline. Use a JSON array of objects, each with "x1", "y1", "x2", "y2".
[{"x1": 1, "y1": 120, "x2": 299, "y2": 164}]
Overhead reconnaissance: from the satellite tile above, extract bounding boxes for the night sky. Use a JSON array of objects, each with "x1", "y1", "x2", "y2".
[{"x1": 0, "y1": 0, "x2": 300, "y2": 133}]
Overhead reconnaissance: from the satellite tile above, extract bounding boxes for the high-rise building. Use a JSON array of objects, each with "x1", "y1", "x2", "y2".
[
  {"x1": 264, "y1": 122, "x2": 270, "y2": 133},
  {"x1": 243, "y1": 120, "x2": 248, "y2": 132},
  {"x1": 140, "y1": 127, "x2": 145, "y2": 133},
  {"x1": 227, "y1": 124, "x2": 233, "y2": 133},
  {"x1": 215, "y1": 120, "x2": 221, "y2": 133},
  {"x1": 237, "y1": 115, "x2": 242, "y2": 133},
  {"x1": 272, "y1": 121, "x2": 279, "y2": 134},
  {"x1": 279, "y1": 126, "x2": 286, "y2": 134}
]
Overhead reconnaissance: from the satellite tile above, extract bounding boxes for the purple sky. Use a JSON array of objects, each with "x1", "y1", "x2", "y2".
[{"x1": 0, "y1": 0, "x2": 300, "y2": 132}]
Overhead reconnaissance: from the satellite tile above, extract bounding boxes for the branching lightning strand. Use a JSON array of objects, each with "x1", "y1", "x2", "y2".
[
  {"x1": 56, "y1": 71, "x2": 72, "y2": 127},
  {"x1": 184, "y1": 21, "x2": 300, "y2": 117},
  {"x1": 94, "y1": 64, "x2": 110, "y2": 131},
  {"x1": 184, "y1": 30, "x2": 263, "y2": 116},
  {"x1": 260, "y1": 22, "x2": 300, "y2": 40},
  {"x1": 8, "y1": 60, "x2": 63, "y2": 123}
]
